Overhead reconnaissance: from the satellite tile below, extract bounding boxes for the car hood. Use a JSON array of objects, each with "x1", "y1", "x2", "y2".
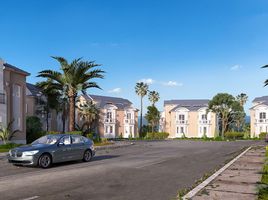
[{"x1": 14, "y1": 144, "x2": 52, "y2": 151}]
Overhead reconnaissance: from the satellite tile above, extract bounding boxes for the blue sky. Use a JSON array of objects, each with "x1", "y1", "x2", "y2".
[{"x1": 1, "y1": 0, "x2": 268, "y2": 114}]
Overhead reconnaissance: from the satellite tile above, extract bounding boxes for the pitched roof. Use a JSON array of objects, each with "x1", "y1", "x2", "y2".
[
  {"x1": 252, "y1": 96, "x2": 268, "y2": 103},
  {"x1": 26, "y1": 83, "x2": 42, "y2": 96},
  {"x1": 3, "y1": 63, "x2": 30, "y2": 76},
  {"x1": 165, "y1": 99, "x2": 209, "y2": 112},
  {"x1": 82, "y1": 94, "x2": 134, "y2": 110}
]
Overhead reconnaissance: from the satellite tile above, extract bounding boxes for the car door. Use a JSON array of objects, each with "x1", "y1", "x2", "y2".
[
  {"x1": 54, "y1": 136, "x2": 73, "y2": 162},
  {"x1": 71, "y1": 135, "x2": 86, "y2": 160}
]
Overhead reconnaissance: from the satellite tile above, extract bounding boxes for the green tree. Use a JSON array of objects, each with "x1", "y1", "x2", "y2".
[
  {"x1": 208, "y1": 93, "x2": 243, "y2": 138},
  {"x1": 37, "y1": 57, "x2": 105, "y2": 131},
  {"x1": 135, "y1": 82, "x2": 149, "y2": 137},
  {"x1": 36, "y1": 80, "x2": 60, "y2": 132},
  {"x1": 0, "y1": 120, "x2": 19, "y2": 144},
  {"x1": 145, "y1": 106, "x2": 160, "y2": 132},
  {"x1": 236, "y1": 93, "x2": 248, "y2": 107},
  {"x1": 78, "y1": 101, "x2": 99, "y2": 135},
  {"x1": 26, "y1": 116, "x2": 45, "y2": 143},
  {"x1": 148, "y1": 91, "x2": 160, "y2": 106}
]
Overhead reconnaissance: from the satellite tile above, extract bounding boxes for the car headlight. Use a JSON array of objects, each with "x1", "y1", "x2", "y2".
[
  {"x1": 22, "y1": 150, "x2": 39, "y2": 156},
  {"x1": 8, "y1": 150, "x2": 12, "y2": 156}
]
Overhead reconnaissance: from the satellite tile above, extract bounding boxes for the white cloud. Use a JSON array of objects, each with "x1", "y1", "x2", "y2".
[
  {"x1": 162, "y1": 81, "x2": 183, "y2": 87},
  {"x1": 138, "y1": 78, "x2": 154, "y2": 85},
  {"x1": 230, "y1": 65, "x2": 242, "y2": 71},
  {"x1": 108, "y1": 88, "x2": 122, "y2": 94}
]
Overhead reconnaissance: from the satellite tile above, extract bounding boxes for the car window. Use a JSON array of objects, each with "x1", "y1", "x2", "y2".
[
  {"x1": 71, "y1": 135, "x2": 84, "y2": 144},
  {"x1": 59, "y1": 136, "x2": 71, "y2": 145}
]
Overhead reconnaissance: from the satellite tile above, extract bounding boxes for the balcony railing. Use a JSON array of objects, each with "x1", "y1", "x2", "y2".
[
  {"x1": 0, "y1": 93, "x2": 5, "y2": 104},
  {"x1": 256, "y1": 119, "x2": 268, "y2": 123},
  {"x1": 176, "y1": 120, "x2": 188, "y2": 124},
  {"x1": 199, "y1": 120, "x2": 211, "y2": 124},
  {"x1": 104, "y1": 118, "x2": 116, "y2": 123},
  {"x1": 124, "y1": 119, "x2": 135, "y2": 124}
]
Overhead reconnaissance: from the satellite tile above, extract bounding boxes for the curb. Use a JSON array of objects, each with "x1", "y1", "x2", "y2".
[{"x1": 182, "y1": 146, "x2": 252, "y2": 200}]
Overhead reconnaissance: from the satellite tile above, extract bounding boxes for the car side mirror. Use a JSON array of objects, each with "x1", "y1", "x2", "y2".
[{"x1": 58, "y1": 142, "x2": 65, "y2": 147}]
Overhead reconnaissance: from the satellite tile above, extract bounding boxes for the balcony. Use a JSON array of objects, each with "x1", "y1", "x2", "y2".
[
  {"x1": 0, "y1": 93, "x2": 5, "y2": 104},
  {"x1": 199, "y1": 120, "x2": 211, "y2": 124},
  {"x1": 124, "y1": 119, "x2": 135, "y2": 124},
  {"x1": 176, "y1": 120, "x2": 188, "y2": 124},
  {"x1": 255, "y1": 119, "x2": 268, "y2": 123},
  {"x1": 104, "y1": 118, "x2": 116, "y2": 123}
]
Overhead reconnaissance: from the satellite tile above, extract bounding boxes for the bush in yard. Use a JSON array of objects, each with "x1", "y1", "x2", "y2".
[
  {"x1": 259, "y1": 132, "x2": 267, "y2": 140},
  {"x1": 146, "y1": 132, "x2": 169, "y2": 140},
  {"x1": 65, "y1": 131, "x2": 82, "y2": 135},
  {"x1": 224, "y1": 131, "x2": 244, "y2": 140},
  {"x1": 26, "y1": 116, "x2": 45, "y2": 143}
]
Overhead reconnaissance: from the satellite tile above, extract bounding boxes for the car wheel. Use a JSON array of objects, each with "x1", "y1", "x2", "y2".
[
  {"x1": 83, "y1": 149, "x2": 92, "y2": 162},
  {"x1": 38, "y1": 153, "x2": 52, "y2": 169}
]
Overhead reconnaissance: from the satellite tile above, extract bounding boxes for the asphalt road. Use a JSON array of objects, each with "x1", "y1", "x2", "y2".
[{"x1": 0, "y1": 140, "x2": 264, "y2": 200}]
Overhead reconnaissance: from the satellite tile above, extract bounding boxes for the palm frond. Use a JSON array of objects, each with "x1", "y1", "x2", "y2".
[{"x1": 261, "y1": 65, "x2": 268, "y2": 68}]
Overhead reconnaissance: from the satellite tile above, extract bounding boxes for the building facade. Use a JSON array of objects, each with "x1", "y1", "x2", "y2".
[
  {"x1": 0, "y1": 60, "x2": 30, "y2": 144},
  {"x1": 77, "y1": 94, "x2": 139, "y2": 138},
  {"x1": 162, "y1": 99, "x2": 217, "y2": 138},
  {"x1": 250, "y1": 96, "x2": 268, "y2": 137}
]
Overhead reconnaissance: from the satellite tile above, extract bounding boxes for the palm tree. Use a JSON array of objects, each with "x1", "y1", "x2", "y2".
[
  {"x1": 36, "y1": 80, "x2": 60, "y2": 132},
  {"x1": 135, "y1": 82, "x2": 149, "y2": 137},
  {"x1": 148, "y1": 91, "x2": 160, "y2": 106},
  {"x1": 0, "y1": 120, "x2": 19, "y2": 144},
  {"x1": 78, "y1": 101, "x2": 99, "y2": 134},
  {"x1": 236, "y1": 93, "x2": 248, "y2": 107},
  {"x1": 37, "y1": 57, "x2": 105, "y2": 131}
]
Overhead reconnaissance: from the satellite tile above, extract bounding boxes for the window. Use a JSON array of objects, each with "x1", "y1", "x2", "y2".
[
  {"x1": 110, "y1": 126, "x2": 113, "y2": 133},
  {"x1": 180, "y1": 127, "x2": 184, "y2": 134},
  {"x1": 177, "y1": 127, "x2": 179, "y2": 133},
  {"x1": 201, "y1": 114, "x2": 207, "y2": 120},
  {"x1": 127, "y1": 113, "x2": 132, "y2": 119},
  {"x1": 107, "y1": 112, "x2": 112, "y2": 119},
  {"x1": 203, "y1": 127, "x2": 207, "y2": 134},
  {"x1": 59, "y1": 136, "x2": 71, "y2": 145},
  {"x1": 72, "y1": 135, "x2": 83, "y2": 144},
  {"x1": 179, "y1": 115, "x2": 185, "y2": 120},
  {"x1": 260, "y1": 112, "x2": 266, "y2": 119}
]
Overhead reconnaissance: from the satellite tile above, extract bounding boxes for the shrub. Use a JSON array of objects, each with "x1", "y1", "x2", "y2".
[
  {"x1": 224, "y1": 132, "x2": 244, "y2": 139},
  {"x1": 146, "y1": 132, "x2": 169, "y2": 140},
  {"x1": 65, "y1": 131, "x2": 82, "y2": 135},
  {"x1": 47, "y1": 131, "x2": 61, "y2": 134},
  {"x1": 259, "y1": 132, "x2": 267, "y2": 140},
  {"x1": 26, "y1": 116, "x2": 45, "y2": 143}
]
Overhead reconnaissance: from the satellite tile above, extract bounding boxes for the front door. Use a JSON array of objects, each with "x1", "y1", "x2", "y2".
[{"x1": 54, "y1": 136, "x2": 72, "y2": 162}]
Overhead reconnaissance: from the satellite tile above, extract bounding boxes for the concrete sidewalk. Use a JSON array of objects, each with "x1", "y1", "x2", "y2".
[{"x1": 191, "y1": 146, "x2": 265, "y2": 200}]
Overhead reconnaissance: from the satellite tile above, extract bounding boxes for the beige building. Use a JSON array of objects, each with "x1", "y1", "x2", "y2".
[
  {"x1": 77, "y1": 94, "x2": 139, "y2": 138},
  {"x1": 0, "y1": 60, "x2": 30, "y2": 144},
  {"x1": 26, "y1": 83, "x2": 60, "y2": 132},
  {"x1": 162, "y1": 99, "x2": 217, "y2": 138},
  {"x1": 250, "y1": 96, "x2": 268, "y2": 137}
]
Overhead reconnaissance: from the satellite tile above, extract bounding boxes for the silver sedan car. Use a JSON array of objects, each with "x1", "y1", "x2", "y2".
[{"x1": 8, "y1": 134, "x2": 95, "y2": 168}]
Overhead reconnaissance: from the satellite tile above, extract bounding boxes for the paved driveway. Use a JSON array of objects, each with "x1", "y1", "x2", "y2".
[{"x1": 0, "y1": 140, "x2": 264, "y2": 200}]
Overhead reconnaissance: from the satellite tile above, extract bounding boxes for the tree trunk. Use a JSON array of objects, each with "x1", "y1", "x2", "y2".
[
  {"x1": 139, "y1": 97, "x2": 143, "y2": 138},
  {"x1": 46, "y1": 104, "x2": 49, "y2": 132},
  {"x1": 69, "y1": 96, "x2": 76, "y2": 131},
  {"x1": 221, "y1": 118, "x2": 225, "y2": 139},
  {"x1": 62, "y1": 104, "x2": 66, "y2": 133}
]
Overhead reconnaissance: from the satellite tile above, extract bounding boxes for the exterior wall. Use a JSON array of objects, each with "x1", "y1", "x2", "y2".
[
  {"x1": 26, "y1": 96, "x2": 36, "y2": 116},
  {"x1": 4, "y1": 67, "x2": 28, "y2": 143},
  {"x1": 0, "y1": 60, "x2": 7, "y2": 128},
  {"x1": 76, "y1": 95, "x2": 138, "y2": 138},
  {"x1": 163, "y1": 104, "x2": 217, "y2": 138},
  {"x1": 250, "y1": 104, "x2": 268, "y2": 137}
]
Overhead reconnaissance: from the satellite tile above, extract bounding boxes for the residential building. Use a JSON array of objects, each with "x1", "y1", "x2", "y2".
[
  {"x1": 26, "y1": 83, "x2": 59, "y2": 132},
  {"x1": 77, "y1": 94, "x2": 139, "y2": 138},
  {"x1": 0, "y1": 59, "x2": 30, "y2": 144},
  {"x1": 250, "y1": 96, "x2": 268, "y2": 137},
  {"x1": 162, "y1": 99, "x2": 217, "y2": 138}
]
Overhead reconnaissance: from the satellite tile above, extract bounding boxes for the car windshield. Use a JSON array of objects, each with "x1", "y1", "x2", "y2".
[{"x1": 32, "y1": 135, "x2": 62, "y2": 145}]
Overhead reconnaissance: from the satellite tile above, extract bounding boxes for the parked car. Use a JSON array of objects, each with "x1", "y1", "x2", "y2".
[
  {"x1": 265, "y1": 134, "x2": 268, "y2": 142},
  {"x1": 8, "y1": 134, "x2": 95, "y2": 168}
]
